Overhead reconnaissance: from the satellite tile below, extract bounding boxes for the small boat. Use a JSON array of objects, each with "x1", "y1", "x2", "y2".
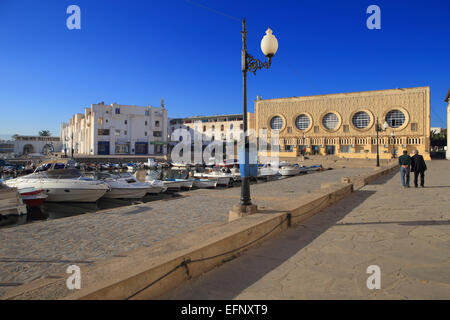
[
  {"x1": 193, "y1": 179, "x2": 218, "y2": 189},
  {"x1": 18, "y1": 187, "x2": 47, "y2": 208},
  {"x1": 0, "y1": 182, "x2": 27, "y2": 216},
  {"x1": 89, "y1": 173, "x2": 151, "y2": 199},
  {"x1": 193, "y1": 172, "x2": 231, "y2": 186},
  {"x1": 257, "y1": 164, "x2": 279, "y2": 178},
  {"x1": 174, "y1": 179, "x2": 194, "y2": 190},
  {"x1": 162, "y1": 179, "x2": 184, "y2": 191},
  {"x1": 145, "y1": 179, "x2": 167, "y2": 194},
  {"x1": 279, "y1": 164, "x2": 303, "y2": 176},
  {"x1": 302, "y1": 165, "x2": 323, "y2": 172}
]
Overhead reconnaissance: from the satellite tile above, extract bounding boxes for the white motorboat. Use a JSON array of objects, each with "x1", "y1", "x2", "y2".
[
  {"x1": 145, "y1": 179, "x2": 167, "y2": 194},
  {"x1": 258, "y1": 164, "x2": 279, "y2": 178},
  {"x1": 88, "y1": 172, "x2": 151, "y2": 199},
  {"x1": 4, "y1": 159, "x2": 109, "y2": 202},
  {"x1": 0, "y1": 182, "x2": 27, "y2": 216},
  {"x1": 279, "y1": 164, "x2": 304, "y2": 176},
  {"x1": 173, "y1": 179, "x2": 193, "y2": 190},
  {"x1": 302, "y1": 165, "x2": 323, "y2": 172},
  {"x1": 161, "y1": 179, "x2": 185, "y2": 191},
  {"x1": 193, "y1": 171, "x2": 231, "y2": 186},
  {"x1": 192, "y1": 179, "x2": 218, "y2": 189}
]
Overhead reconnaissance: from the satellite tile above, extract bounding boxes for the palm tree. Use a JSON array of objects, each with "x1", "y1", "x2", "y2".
[{"x1": 38, "y1": 130, "x2": 51, "y2": 136}]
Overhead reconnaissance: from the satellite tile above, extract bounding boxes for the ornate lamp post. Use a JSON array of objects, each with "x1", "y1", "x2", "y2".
[
  {"x1": 240, "y1": 18, "x2": 278, "y2": 209},
  {"x1": 375, "y1": 117, "x2": 388, "y2": 167},
  {"x1": 391, "y1": 131, "x2": 396, "y2": 158}
]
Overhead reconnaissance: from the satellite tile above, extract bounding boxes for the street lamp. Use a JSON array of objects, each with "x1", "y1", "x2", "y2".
[
  {"x1": 391, "y1": 131, "x2": 396, "y2": 158},
  {"x1": 375, "y1": 117, "x2": 388, "y2": 167},
  {"x1": 240, "y1": 18, "x2": 278, "y2": 209}
]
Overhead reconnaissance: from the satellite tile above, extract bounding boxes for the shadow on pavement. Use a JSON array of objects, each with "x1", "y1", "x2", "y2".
[
  {"x1": 163, "y1": 189, "x2": 376, "y2": 299},
  {"x1": 335, "y1": 220, "x2": 450, "y2": 226},
  {"x1": 369, "y1": 170, "x2": 397, "y2": 185}
]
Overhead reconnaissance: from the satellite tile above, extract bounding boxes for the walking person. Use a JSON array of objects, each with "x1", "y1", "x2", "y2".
[
  {"x1": 410, "y1": 150, "x2": 427, "y2": 188},
  {"x1": 398, "y1": 150, "x2": 411, "y2": 188}
]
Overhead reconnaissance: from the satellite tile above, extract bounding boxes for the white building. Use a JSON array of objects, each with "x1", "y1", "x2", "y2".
[
  {"x1": 13, "y1": 135, "x2": 62, "y2": 156},
  {"x1": 61, "y1": 101, "x2": 168, "y2": 156},
  {"x1": 446, "y1": 89, "x2": 450, "y2": 160}
]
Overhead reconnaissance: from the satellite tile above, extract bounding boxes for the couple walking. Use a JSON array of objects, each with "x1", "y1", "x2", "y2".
[{"x1": 398, "y1": 150, "x2": 427, "y2": 188}]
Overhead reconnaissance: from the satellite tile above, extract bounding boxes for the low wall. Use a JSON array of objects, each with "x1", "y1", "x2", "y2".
[
  {"x1": 2, "y1": 164, "x2": 396, "y2": 300},
  {"x1": 341, "y1": 163, "x2": 399, "y2": 190}
]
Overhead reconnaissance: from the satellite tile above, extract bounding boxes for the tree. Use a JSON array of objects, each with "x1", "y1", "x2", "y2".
[{"x1": 39, "y1": 130, "x2": 51, "y2": 136}]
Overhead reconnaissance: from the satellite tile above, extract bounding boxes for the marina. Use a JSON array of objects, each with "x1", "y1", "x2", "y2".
[
  {"x1": 0, "y1": 157, "x2": 324, "y2": 228},
  {"x1": 0, "y1": 165, "x2": 370, "y2": 297}
]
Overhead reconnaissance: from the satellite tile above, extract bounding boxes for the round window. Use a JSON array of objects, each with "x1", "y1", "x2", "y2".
[
  {"x1": 270, "y1": 116, "x2": 284, "y2": 130},
  {"x1": 385, "y1": 110, "x2": 405, "y2": 128},
  {"x1": 352, "y1": 111, "x2": 370, "y2": 129},
  {"x1": 295, "y1": 114, "x2": 310, "y2": 130},
  {"x1": 322, "y1": 113, "x2": 339, "y2": 130}
]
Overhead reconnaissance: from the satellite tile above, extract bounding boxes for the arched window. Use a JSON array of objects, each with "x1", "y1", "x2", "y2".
[
  {"x1": 322, "y1": 113, "x2": 339, "y2": 130},
  {"x1": 385, "y1": 110, "x2": 405, "y2": 128},
  {"x1": 295, "y1": 114, "x2": 310, "y2": 130},
  {"x1": 352, "y1": 111, "x2": 370, "y2": 129},
  {"x1": 270, "y1": 116, "x2": 283, "y2": 130}
]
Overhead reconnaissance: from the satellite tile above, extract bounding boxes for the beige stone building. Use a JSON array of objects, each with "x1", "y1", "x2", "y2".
[{"x1": 254, "y1": 87, "x2": 431, "y2": 160}]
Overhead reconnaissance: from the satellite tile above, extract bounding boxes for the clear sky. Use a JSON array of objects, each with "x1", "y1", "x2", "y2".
[{"x1": 0, "y1": 0, "x2": 449, "y2": 137}]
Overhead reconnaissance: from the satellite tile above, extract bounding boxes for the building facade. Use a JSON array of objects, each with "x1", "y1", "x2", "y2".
[
  {"x1": 168, "y1": 113, "x2": 255, "y2": 161},
  {"x1": 169, "y1": 113, "x2": 255, "y2": 142},
  {"x1": 61, "y1": 102, "x2": 168, "y2": 156},
  {"x1": 254, "y1": 87, "x2": 431, "y2": 160},
  {"x1": 13, "y1": 135, "x2": 62, "y2": 156}
]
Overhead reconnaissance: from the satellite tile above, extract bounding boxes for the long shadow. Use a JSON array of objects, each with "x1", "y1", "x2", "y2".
[
  {"x1": 164, "y1": 189, "x2": 376, "y2": 299},
  {"x1": 369, "y1": 170, "x2": 398, "y2": 185},
  {"x1": 419, "y1": 186, "x2": 450, "y2": 189},
  {"x1": 335, "y1": 220, "x2": 450, "y2": 226}
]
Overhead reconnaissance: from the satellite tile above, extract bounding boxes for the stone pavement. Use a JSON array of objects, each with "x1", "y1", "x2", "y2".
[
  {"x1": 164, "y1": 161, "x2": 450, "y2": 299},
  {"x1": 0, "y1": 167, "x2": 369, "y2": 297}
]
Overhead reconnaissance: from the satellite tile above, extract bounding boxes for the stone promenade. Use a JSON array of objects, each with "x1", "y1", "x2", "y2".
[
  {"x1": 165, "y1": 161, "x2": 450, "y2": 299},
  {"x1": 0, "y1": 167, "x2": 369, "y2": 297}
]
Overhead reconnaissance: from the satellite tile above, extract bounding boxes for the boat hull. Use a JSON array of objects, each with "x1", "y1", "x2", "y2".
[
  {"x1": 193, "y1": 180, "x2": 217, "y2": 188},
  {"x1": 102, "y1": 187, "x2": 149, "y2": 199},
  {"x1": 5, "y1": 180, "x2": 108, "y2": 202}
]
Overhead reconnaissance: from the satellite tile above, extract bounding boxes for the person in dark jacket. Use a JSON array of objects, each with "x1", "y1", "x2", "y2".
[
  {"x1": 410, "y1": 150, "x2": 427, "y2": 187},
  {"x1": 398, "y1": 150, "x2": 411, "y2": 187}
]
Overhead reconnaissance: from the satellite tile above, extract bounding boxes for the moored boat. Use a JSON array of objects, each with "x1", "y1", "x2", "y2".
[
  {"x1": 4, "y1": 159, "x2": 109, "y2": 202},
  {"x1": 279, "y1": 164, "x2": 303, "y2": 176},
  {"x1": 0, "y1": 182, "x2": 27, "y2": 216},
  {"x1": 192, "y1": 179, "x2": 218, "y2": 189}
]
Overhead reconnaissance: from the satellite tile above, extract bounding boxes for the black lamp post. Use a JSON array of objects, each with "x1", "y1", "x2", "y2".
[
  {"x1": 240, "y1": 18, "x2": 278, "y2": 207},
  {"x1": 71, "y1": 132, "x2": 74, "y2": 158},
  {"x1": 375, "y1": 117, "x2": 388, "y2": 167},
  {"x1": 391, "y1": 131, "x2": 396, "y2": 158}
]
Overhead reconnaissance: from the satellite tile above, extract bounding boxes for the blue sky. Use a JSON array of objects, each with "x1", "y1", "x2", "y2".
[{"x1": 0, "y1": 0, "x2": 449, "y2": 137}]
